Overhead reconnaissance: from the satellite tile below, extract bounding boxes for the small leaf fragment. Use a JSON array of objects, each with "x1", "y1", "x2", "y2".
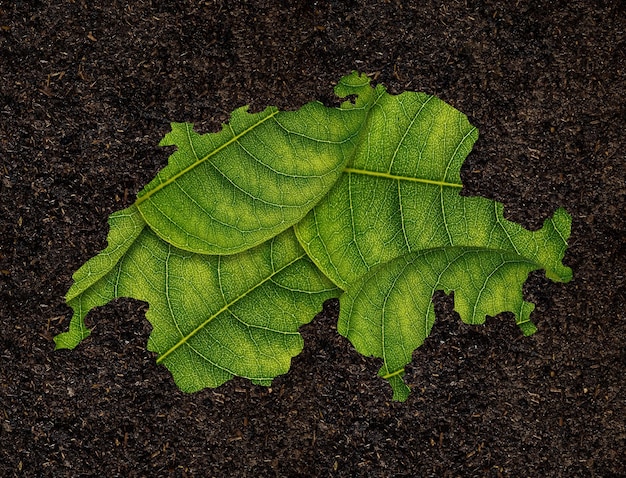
[
  {"x1": 55, "y1": 205, "x2": 146, "y2": 349},
  {"x1": 339, "y1": 247, "x2": 549, "y2": 401}
]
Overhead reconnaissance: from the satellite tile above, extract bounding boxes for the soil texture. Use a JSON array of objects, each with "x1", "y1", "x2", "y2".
[{"x1": 1, "y1": 1, "x2": 625, "y2": 476}]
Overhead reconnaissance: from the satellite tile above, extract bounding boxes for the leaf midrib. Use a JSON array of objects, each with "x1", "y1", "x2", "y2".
[
  {"x1": 135, "y1": 110, "x2": 280, "y2": 206},
  {"x1": 342, "y1": 167, "x2": 463, "y2": 188},
  {"x1": 155, "y1": 249, "x2": 307, "y2": 364}
]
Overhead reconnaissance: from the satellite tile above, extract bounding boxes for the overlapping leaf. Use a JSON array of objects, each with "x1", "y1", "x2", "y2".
[
  {"x1": 295, "y1": 75, "x2": 571, "y2": 288},
  {"x1": 136, "y1": 102, "x2": 364, "y2": 255},
  {"x1": 294, "y1": 73, "x2": 571, "y2": 399},
  {"x1": 56, "y1": 72, "x2": 572, "y2": 400},
  {"x1": 55, "y1": 205, "x2": 338, "y2": 391},
  {"x1": 340, "y1": 247, "x2": 557, "y2": 401}
]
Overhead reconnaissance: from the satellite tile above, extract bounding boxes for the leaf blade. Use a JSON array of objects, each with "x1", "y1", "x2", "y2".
[
  {"x1": 339, "y1": 247, "x2": 543, "y2": 401},
  {"x1": 295, "y1": 76, "x2": 572, "y2": 289},
  {"x1": 56, "y1": 204, "x2": 339, "y2": 390},
  {"x1": 137, "y1": 101, "x2": 365, "y2": 255}
]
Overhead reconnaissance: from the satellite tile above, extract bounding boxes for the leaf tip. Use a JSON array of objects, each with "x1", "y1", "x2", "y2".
[
  {"x1": 544, "y1": 207, "x2": 574, "y2": 283},
  {"x1": 385, "y1": 373, "x2": 411, "y2": 402},
  {"x1": 158, "y1": 122, "x2": 192, "y2": 147},
  {"x1": 53, "y1": 324, "x2": 91, "y2": 350},
  {"x1": 518, "y1": 321, "x2": 538, "y2": 336},
  {"x1": 380, "y1": 367, "x2": 412, "y2": 401},
  {"x1": 335, "y1": 71, "x2": 375, "y2": 108}
]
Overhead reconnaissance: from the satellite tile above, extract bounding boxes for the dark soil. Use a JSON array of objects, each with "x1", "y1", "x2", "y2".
[{"x1": 1, "y1": 1, "x2": 625, "y2": 476}]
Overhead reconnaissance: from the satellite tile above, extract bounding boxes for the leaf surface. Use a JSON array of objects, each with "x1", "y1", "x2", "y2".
[
  {"x1": 136, "y1": 101, "x2": 364, "y2": 255},
  {"x1": 295, "y1": 75, "x2": 572, "y2": 289},
  {"x1": 55, "y1": 205, "x2": 338, "y2": 391},
  {"x1": 56, "y1": 72, "x2": 573, "y2": 400},
  {"x1": 339, "y1": 247, "x2": 546, "y2": 401}
]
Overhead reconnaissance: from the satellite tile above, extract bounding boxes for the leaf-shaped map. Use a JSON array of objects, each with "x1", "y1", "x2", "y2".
[{"x1": 56, "y1": 72, "x2": 572, "y2": 401}]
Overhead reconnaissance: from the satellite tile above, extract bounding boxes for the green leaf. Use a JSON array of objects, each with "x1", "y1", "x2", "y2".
[
  {"x1": 56, "y1": 72, "x2": 573, "y2": 400},
  {"x1": 294, "y1": 76, "x2": 572, "y2": 289},
  {"x1": 54, "y1": 206, "x2": 147, "y2": 348},
  {"x1": 339, "y1": 247, "x2": 554, "y2": 401},
  {"x1": 55, "y1": 205, "x2": 338, "y2": 391},
  {"x1": 135, "y1": 100, "x2": 365, "y2": 255}
]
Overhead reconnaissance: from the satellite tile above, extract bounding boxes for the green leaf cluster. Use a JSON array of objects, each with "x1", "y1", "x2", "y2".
[{"x1": 55, "y1": 72, "x2": 572, "y2": 401}]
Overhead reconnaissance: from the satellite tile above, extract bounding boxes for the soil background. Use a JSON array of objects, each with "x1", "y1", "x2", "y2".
[{"x1": 1, "y1": 1, "x2": 625, "y2": 477}]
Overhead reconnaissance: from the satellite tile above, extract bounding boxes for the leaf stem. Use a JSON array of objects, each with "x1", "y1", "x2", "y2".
[{"x1": 381, "y1": 368, "x2": 405, "y2": 379}]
